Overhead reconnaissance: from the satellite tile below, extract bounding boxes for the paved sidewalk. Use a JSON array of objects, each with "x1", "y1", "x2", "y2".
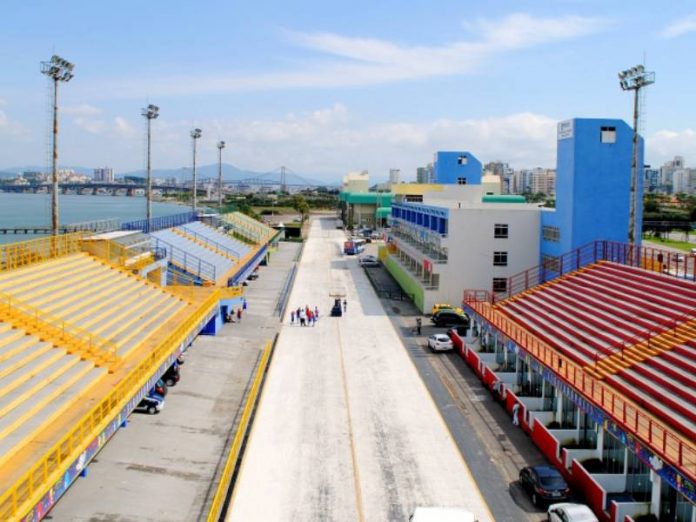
[
  {"x1": 47, "y1": 242, "x2": 299, "y2": 522},
  {"x1": 229, "y1": 218, "x2": 493, "y2": 522}
]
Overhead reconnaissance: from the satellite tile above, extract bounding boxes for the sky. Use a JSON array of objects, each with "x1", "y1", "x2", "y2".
[{"x1": 1, "y1": 0, "x2": 695, "y2": 183}]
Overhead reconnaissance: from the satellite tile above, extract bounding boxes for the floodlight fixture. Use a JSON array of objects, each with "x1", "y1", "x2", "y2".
[
  {"x1": 617, "y1": 63, "x2": 655, "y2": 245},
  {"x1": 40, "y1": 54, "x2": 74, "y2": 235}
]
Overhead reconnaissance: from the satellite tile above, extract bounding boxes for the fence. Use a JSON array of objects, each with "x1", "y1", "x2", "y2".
[
  {"x1": 0, "y1": 233, "x2": 86, "y2": 272},
  {"x1": 150, "y1": 236, "x2": 217, "y2": 283},
  {"x1": 0, "y1": 289, "x2": 221, "y2": 520}
]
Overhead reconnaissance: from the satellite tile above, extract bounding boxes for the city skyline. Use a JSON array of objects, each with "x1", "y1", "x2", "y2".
[{"x1": 1, "y1": 1, "x2": 696, "y2": 181}]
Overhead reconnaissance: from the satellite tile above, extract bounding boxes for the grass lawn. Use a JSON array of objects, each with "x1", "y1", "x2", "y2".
[
  {"x1": 642, "y1": 236, "x2": 694, "y2": 252},
  {"x1": 253, "y1": 206, "x2": 296, "y2": 214}
]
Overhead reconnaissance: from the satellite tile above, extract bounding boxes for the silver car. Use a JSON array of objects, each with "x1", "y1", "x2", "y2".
[{"x1": 427, "y1": 333, "x2": 453, "y2": 352}]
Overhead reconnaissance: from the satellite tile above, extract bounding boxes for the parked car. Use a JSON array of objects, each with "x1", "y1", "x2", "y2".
[
  {"x1": 163, "y1": 362, "x2": 180, "y2": 387},
  {"x1": 547, "y1": 503, "x2": 598, "y2": 522},
  {"x1": 150, "y1": 378, "x2": 167, "y2": 397},
  {"x1": 431, "y1": 303, "x2": 465, "y2": 316},
  {"x1": 519, "y1": 465, "x2": 570, "y2": 506},
  {"x1": 358, "y1": 255, "x2": 380, "y2": 267},
  {"x1": 427, "y1": 333, "x2": 454, "y2": 352},
  {"x1": 135, "y1": 394, "x2": 164, "y2": 415},
  {"x1": 431, "y1": 310, "x2": 469, "y2": 327}
]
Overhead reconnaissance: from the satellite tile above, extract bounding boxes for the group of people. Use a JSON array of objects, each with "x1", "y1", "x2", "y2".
[
  {"x1": 225, "y1": 298, "x2": 248, "y2": 324},
  {"x1": 290, "y1": 305, "x2": 319, "y2": 326}
]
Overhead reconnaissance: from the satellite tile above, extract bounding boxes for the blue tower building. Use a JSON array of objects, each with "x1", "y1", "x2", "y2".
[
  {"x1": 433, "y1": 151, "x2": 482, "y2": 185},
  {"x1": 540, "y1": 118, "x2": 643, "y2": 263}
]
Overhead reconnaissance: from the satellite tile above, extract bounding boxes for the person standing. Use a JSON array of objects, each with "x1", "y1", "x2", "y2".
[
  {"x1": 416, "y1": 317, "x2": 422, "y2": 335},
  {"x1": 237, "y1": 308, "x2": 242, "y2": 322},
  {"x1": 314, "y1": 306, "x2": 319, "y2": 320},
  {"x1": 299, "y1": 308, "x2": 306, "y2": 326},
  {"x1": 512, "y1": 402, "x2": 520, "y2": 426},
  {"x1": 290, "y1": 310, "x2": 295, "y2": 325},
  {"x1": 243, "y1": 298, "x2": 248, "y2": 311},
  {"x1": 343, "y1": 299, "x2": 347, "y2": 313}
]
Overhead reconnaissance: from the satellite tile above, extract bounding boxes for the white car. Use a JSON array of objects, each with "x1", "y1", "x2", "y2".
[
  {"x1": 410, "y1": 507, "x2": 476, "y2": 522},
  {"x1": 427, "y1": 333, "x2": 453, "y2": 352},
  {"x1": 358, "y1": 255, "x2": 380, "y2": 267},
  {"x1": 547, "y1": 503, "x2": 598, "y2": 522}
]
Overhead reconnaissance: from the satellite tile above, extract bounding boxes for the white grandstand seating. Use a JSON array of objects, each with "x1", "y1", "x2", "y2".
[
  {"x1": 151, "y1": 229, "x2": 234, "y2": 284},
  {"x1": 179, "y1": 221, "x2": 250, "y2": 257},
  {"x1": 496, "y1": 261, "x2": 696, "y2": 439}
]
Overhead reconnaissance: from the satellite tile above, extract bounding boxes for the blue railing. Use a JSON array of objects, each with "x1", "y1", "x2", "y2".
[
  {"x1": 231, "y1": 245, "x2": 267, "y2": 285},
  {"x1": 179, "y1": 225, "x2": 241, "y2": 258},
  {"x1": 123, "y1": 212, "x2": 197, "y2": 234},
  {"x1": 150, "y1": 236, "x2": 217, "y2": 282}
]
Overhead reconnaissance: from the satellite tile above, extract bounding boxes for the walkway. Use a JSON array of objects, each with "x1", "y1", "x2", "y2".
[
  {"x1": 228, "y1": 218, "x2": 493, "y2": 522},
  {"x1": 46, "y1": 242, "x2": 300, "y2": 521}
]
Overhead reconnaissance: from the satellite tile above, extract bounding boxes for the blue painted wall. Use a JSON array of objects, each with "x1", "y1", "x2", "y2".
[
  {"x1": 541, "y1": 118, "x2": 643, "y2": 260},
  {"x1": 433, "y1": 151, "x2": 482, "y2": 185}
]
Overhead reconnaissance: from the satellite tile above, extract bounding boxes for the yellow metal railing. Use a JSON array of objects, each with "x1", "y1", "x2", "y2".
[
  {"x1": 0, "y1": 292, "x2": 118, "y2": 368},
  {"x1": 206, "y1": 340, "x2": 273, "y2": 522},
  {"x1": 218, "y1": 286, "x2": 244, "y2": 300},
  {"x1": 0, "y1": 233, "x2": 85, "y2": 272},
  {"x1": 81, "y1": 238, "x2": 149, "y2": 269},
  {"x1": 0, "y1": 289, "x2": 221, "y2": 521}
]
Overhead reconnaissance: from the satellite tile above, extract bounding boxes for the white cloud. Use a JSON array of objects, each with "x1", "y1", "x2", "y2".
[
  {"x1": 114, "y1": 116, "x2": 137, "y2": 137},
  {"x1": 63, "y1": 104, "x2": 102, "y2": 117},
  {"x1": 81, "y1": 13, "x2": 607, "y2": 99},
  {"x1": 660, "y1": 13, "x2": 696, "y2": 38},
  {"x1": 647, "y1": 128, "x2": 696, "y2": 165}
]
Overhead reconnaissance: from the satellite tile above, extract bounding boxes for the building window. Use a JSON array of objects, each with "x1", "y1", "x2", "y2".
[
  {"x1": 494, "y1": 224, "x2": 509, "y2": 238},
  {"x1": 493, "y1": 251, "x2": 508, "y2": 266},
  {"x1": 542, "y1": 225, "x2": 560, "y2": 242},
  {"x1": 457, "y1": 177, "x2": 467, "y2": 185},
  {"x1": 542, "y1": 254, "x2": 560, "y2": 273},
  {"x1": 457, "y1": 155, "x2": 468, "y2": 165},
  {"x1": 600, "y1": 126, "x2": 616, "y2": 143},
  {"x1": 492, "y1": 278, "x2": 507, "y2": 293}
]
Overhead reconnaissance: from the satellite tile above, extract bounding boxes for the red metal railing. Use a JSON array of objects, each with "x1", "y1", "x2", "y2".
[{"x1": 463, "y1": 300, "x2": 696, "y2": 482}]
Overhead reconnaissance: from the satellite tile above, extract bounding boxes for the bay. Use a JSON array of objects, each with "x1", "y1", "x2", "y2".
[{"x1": 0, "y1": 193, "x2": 188, "y2": 244}]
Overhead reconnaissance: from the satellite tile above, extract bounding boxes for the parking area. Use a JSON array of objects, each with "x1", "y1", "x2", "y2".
[{"x1": 47, "y1": 242, "x2": 300, "y2": 522}]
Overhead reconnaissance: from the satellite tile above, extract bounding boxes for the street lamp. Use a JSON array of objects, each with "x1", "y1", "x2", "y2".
[
  {"x1": 618, "y1": 64, "x2": 655, "y2": 244},
  {"x1": 190, "y1": 128, "x2": 202, "y2": 211},
  {"x1": 40, "y1": 55, "x2": 74, "y2": 235},
  {"x1": 217, "y1": 141, "x2": 226, "y2": 210},
  {"x1": 141, "y1": 104, "x2": 159, "y2": 222}
]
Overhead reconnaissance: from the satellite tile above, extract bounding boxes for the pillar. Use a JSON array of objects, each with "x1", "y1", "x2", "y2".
[{"x1": 649, "y1": 470, "x2": 661, "y2": 516}]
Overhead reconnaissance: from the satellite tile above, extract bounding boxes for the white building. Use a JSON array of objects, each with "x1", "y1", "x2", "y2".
[
  {"x1": 342, "y1": 170, "x2": 370, "y2": 193},
  {"x1": 93, "y1": 167, "x2": 114, "y2": 183},
  {"x1": 384, "y1": 184, "x2": 541, "y2": 312}
]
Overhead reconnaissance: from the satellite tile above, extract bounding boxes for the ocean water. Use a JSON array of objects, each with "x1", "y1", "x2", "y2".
[{"x1": 0, "y1": 193, "x2": 186, "y2": 244}]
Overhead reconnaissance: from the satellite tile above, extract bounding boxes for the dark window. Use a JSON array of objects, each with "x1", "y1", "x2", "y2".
[
  {"x1": 494, "y1": 224, "x2": 509, "y2": 238},
  {"x1": 457, "y1": 177, "x2": 467, "y2": 185},
  {"x1": 542, "y1": 225, "x2": 560, "y2": 242},
  {"x1": 457, "y1": 155, "x2": 468, "y2": 165},
  {"x1": 493, "y1": 278, "x2": 507, "y2": 293},
  {"x1": 493, "y1": 251, "x2": 508, "y2": 266}
]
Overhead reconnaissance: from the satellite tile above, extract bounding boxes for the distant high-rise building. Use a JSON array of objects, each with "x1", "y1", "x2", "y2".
[
  {"x1": 644, "y1": 167, "x2": 659, "y2": 193},
  {"x1": 658, "y1": 156, "x2": 685, "y2": 193},
  {"x1": 485, "y1": 161, "x2": 513, "y2": 193},
  {"x1": 93, "y1": 167, "x2": 114, "y2": 183},
  {"x1": 416, "y1": 164, "x2": 434, "y2": 184},
  {"x1": 672, "y1": 168, "x2": 695, "y2": 195},
  {"x1": 389, "y1": 169, "x2": 400, "y2": 185},
  {"x1": 530, "y1": 168, "x2": 556, "y2": 195}
]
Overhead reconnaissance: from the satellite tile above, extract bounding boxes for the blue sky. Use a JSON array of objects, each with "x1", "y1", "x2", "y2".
[{"x1": 1, "y1": 0, "x2": 695, "y2": 181}]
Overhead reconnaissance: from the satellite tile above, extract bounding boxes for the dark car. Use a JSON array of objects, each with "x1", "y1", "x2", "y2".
[
  {"x1": 519, "y1": 465, "x2": 570, "y2": 506},
  {"x1": 150, "y1": 378, "x2": 167, "y2": 397},
  {"x1": 135, "y1": 394, "x2": 164, "y2": 415},
  {"x1": 431, "y1": 310, "x2": 470, "y2": 327},
  {"x1": 163, "y1": 362, "x2": 180, "y2": 387},
  {"x1": 447, "y1": 325, "x2": 470, "y2": 337}
]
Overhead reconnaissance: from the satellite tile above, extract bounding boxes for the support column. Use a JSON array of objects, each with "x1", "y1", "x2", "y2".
[{"x1": 649, "y1": 470, "x2": 661, "y2": 516}]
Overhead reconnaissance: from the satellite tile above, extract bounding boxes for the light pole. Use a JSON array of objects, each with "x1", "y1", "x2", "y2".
[
  {"x1": 217, "y1": 141, "x2": 226, "y2": 210},
  {"x1": 190, "y1": 128, "x2": 202, "y2": 211},
  {"x1": 40, "y1": 55, "x2": 74, "y2": 235},
  {"x1": 141, "y1": 104, "x2": 159, "y2": 222},
  {"x1": 618, "y1": 64, "x2": 655, "y2": 244}
]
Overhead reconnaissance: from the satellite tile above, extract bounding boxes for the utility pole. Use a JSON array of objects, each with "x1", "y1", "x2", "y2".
[
  {"x1": 217, "y1": 141, "x2": 226, "y2": 210},
  {"x1": 190, "y1": 128, "x2": 202, "y2": 212},
  {"x1": 41, "y1": 55, "x2": 74, "y2": 235},
  {"x1": 618, "y1": 64, "x2": 655, "y2": 244},
  {"x1": 280, "y1": 165, "x2": 287, "y2": 194},
  {"x1": 142, "y1": 104, "x2": 159, "y2": 222}
]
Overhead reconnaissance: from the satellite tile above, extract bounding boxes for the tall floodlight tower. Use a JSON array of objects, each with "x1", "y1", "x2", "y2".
[
  {"x1": 280, "y1": 165, "x2": 287, "y2": 194},
  {"x1": 618, "y1": 64, "x2": 655, "y2": 244},
  {"x1": 217, "y1": 141, "x2": 226, "y2": 210},
  {"x1": 190, "y1": 128, "x2": 202, "y2": 211},
  {"x1": 141, "y1": 104, "x2": 160, "y2": 222},
  {"x1": 40, "y1": 55, "x2": 74, "y2": 235}
]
